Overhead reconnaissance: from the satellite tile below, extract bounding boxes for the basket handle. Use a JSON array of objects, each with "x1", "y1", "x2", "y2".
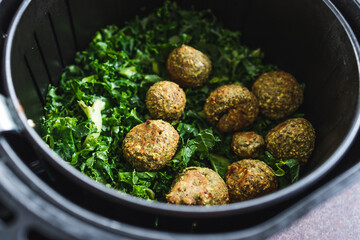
[{"x1": 0, "y1": 95, "x2": 21, "y2": 133}]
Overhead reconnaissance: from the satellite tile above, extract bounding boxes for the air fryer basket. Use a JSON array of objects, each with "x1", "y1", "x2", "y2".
[{"x1": 3, "y1": 0, "x2": 360, "y2": 218}]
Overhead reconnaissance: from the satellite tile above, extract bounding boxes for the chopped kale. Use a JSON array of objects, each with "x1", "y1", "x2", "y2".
[{"x1": 41, "y1": 1, "x2": 297, "y2": 201}]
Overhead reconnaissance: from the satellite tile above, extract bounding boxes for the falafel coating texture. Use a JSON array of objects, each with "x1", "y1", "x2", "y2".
[
  {"x1": 231, "y1": 131, "x2": 265, "y2": 159},
  {"x1": 252, "y1": 71, "x2": 303, "y2": 119},
  {"x1": 145, "y1": 80, "x2": 186, "y2": 122},
  {"x1": 166, "y1": 167, "x2": 229, "y2": 205},
  {"x1": 225, "y1": 159, "x2": 278, "y2": 202},
  {"x1": 166, "y1": 45, "x2": 212, "y2": 88},
  {"x1": 122, "y1": 120, "x2": 179, "y2": 171},
  {"x1": 204, "y1": 84, "x2": 259, "y2": 133},
  {"x1": 265, "y1": 117, "x2": 315, "y2": 166}
]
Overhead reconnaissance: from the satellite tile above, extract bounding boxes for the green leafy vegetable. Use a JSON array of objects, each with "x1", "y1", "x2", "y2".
[
  {"x1": 169, "y1": 128, "x2": 220, "y2": 172},
  {"x1": 209, "y1": 154, "x2": 231, "y2": 178},
  {"x1": 259, "y1": 151, "x2": 300, "y2": 189},
  {"x1": 40, "y1": 1, "x2": 299, "y2": 201},
  {"x1": 78, "y1": 99, "x2": 105, "y2": 146}
]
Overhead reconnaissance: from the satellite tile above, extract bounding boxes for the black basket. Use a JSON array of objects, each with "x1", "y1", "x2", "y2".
[{"x1": 1, "y1": 0, "x2": 360, "y2": 239}]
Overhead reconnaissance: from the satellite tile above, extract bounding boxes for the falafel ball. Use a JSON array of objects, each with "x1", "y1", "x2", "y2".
[
  {"x1": 204, "y1": 84, "x2": 259, "y2": 133},
  {"x1": 225, "y1": 159, "x2": 278, "y2": 202},
  {"x1": 145, "y1": 81, "x2": 186, "y2": 122},
  {"x1": 252, "y1": 71, "x2": 303, "y2": 119},
  {"x1": 231, "y1": 131, "x2": 265, "y2": 159},
  {"x1": 122, "y1": 120, "x2": 179, "y2": 171},
  {"x1": 166, "y1": 167, "x2": 229, "y2": 205},
  {"x1": 265, "y1": 117, "x2": 315, "y2": 166},
  {"x1": 166, "y1": 45, "x2": 212, "y2": 88}
]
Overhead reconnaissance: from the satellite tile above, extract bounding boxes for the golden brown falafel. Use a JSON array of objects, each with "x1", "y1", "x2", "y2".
[
  {"x1": 252, "y1": 71, "x2": 303, "y2": 119},
  {"x1": 166, "y1": 45, "x2": 212, "y2": 88},
  {"x1": 231, "y1": 131, "x2": 265, "y2": 159},
  {"x1": 265, "y1": 117, "x2": 315, "y2": 166},
  {"x1": 204, "y1": 84, "x2": 259, "y2": 133},
  {"x1": 225, "y1": 159, "x2": 278, "y2": 202},
  {"x1": 145, "y1": 81, "x2": 186, "y2": 122},
  {"x1": 122, "y1": 120, "x2": 179, "y2": 171},
  {"x1": 166, "y1": 167, "x2": 229, "y2": 205}
]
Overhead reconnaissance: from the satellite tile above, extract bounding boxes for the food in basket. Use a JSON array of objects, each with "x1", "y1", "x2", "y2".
[
  {"x1": 41, "y1": 1, "x2": 313, "y2": 203},
  {"x1": 166, "y1": 166, "x2": 229, "y2": 205}
]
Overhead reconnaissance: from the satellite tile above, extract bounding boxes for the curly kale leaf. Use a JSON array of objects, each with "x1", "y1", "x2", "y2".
[{"x1": 259, "y1": 151, "x2": 300, "y2": 189}]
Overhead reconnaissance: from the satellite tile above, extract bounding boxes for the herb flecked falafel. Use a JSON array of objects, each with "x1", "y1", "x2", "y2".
[
  {"x1": 145, "y1": 81, "x2": 186, "y2": 122},
  {"x1": 225, "y1": 159, "x2": 278, "y2": 202},
  {"x1": 231, "y1": 131, "x2": 265, "y2": 159},
  {"x1": 265, "y1": 117, "x2": 315, "y2": 166},
  {"x1": 122, "y1": 120, "x2": 179, "y2": 171},
  {"x1": 204, "y1": 84, "x2": 259, "y2": 133},
  {"x1": 252, "y1": 71, "x2": 303, "y2": 119},
  {"x1": 166, "y1": 45, "x2": 212, "y2": 88},
  {"x1": 166, "y1": 167, "x2": 229, "y2": 205}
]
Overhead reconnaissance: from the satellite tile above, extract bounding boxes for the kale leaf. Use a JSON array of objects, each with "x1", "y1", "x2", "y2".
[{"x1": 259, "y1": 151, "x2": 300, "y2": 189}]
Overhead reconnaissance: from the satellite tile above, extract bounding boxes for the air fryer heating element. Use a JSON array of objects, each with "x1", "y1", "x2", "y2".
[{"x1": 1, "y1": 0, "x2": 360, "y2": 239}]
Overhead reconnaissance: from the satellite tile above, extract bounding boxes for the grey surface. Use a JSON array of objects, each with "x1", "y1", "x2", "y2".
[{"x1": 268, "y1": 177, "x2": 360, "y2": 240}]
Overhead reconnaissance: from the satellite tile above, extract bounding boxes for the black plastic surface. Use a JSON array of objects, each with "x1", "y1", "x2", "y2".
[{"x1": 0, "y1": 0, "x2": 22, "y2": 95}]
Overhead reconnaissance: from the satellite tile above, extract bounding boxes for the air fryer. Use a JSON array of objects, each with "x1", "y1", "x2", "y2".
[{"x1": 0, "y1": 0, "x2": 360, "y2": 239}]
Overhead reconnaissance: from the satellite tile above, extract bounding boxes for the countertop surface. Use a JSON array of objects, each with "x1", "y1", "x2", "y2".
[{"x1": 267, "y1": 177, "x2": 360, "y2": 240}]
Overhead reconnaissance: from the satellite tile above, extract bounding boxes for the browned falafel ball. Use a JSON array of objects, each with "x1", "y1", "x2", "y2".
[
  {"x1": 145, "y1": 81, "x2": 186, "y2": 122},
  {"x1": 231, "y1": 131, "x2": 265, "y2": 159},
  {"x1": 204, "y1": 84, "x2": 259, "y2": 133},
  {"x1": 166, "y1": 167, "x2": 229, "y2": 205},
  {"x1": 166, "y1": 45, "x2": 212, "y2": 88},
  {"x1": 122, "y1": 120, "x2": 179, "y2": 171},
  {"x1": 252, "y1": 71, "x2": 303, "y2": 119},
  {"x1": 225, "y1": 159, "x2": 278, "y2": 202},
  {"x1": 265, "y1": 118, "x2": 315, "y2": 166}
]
